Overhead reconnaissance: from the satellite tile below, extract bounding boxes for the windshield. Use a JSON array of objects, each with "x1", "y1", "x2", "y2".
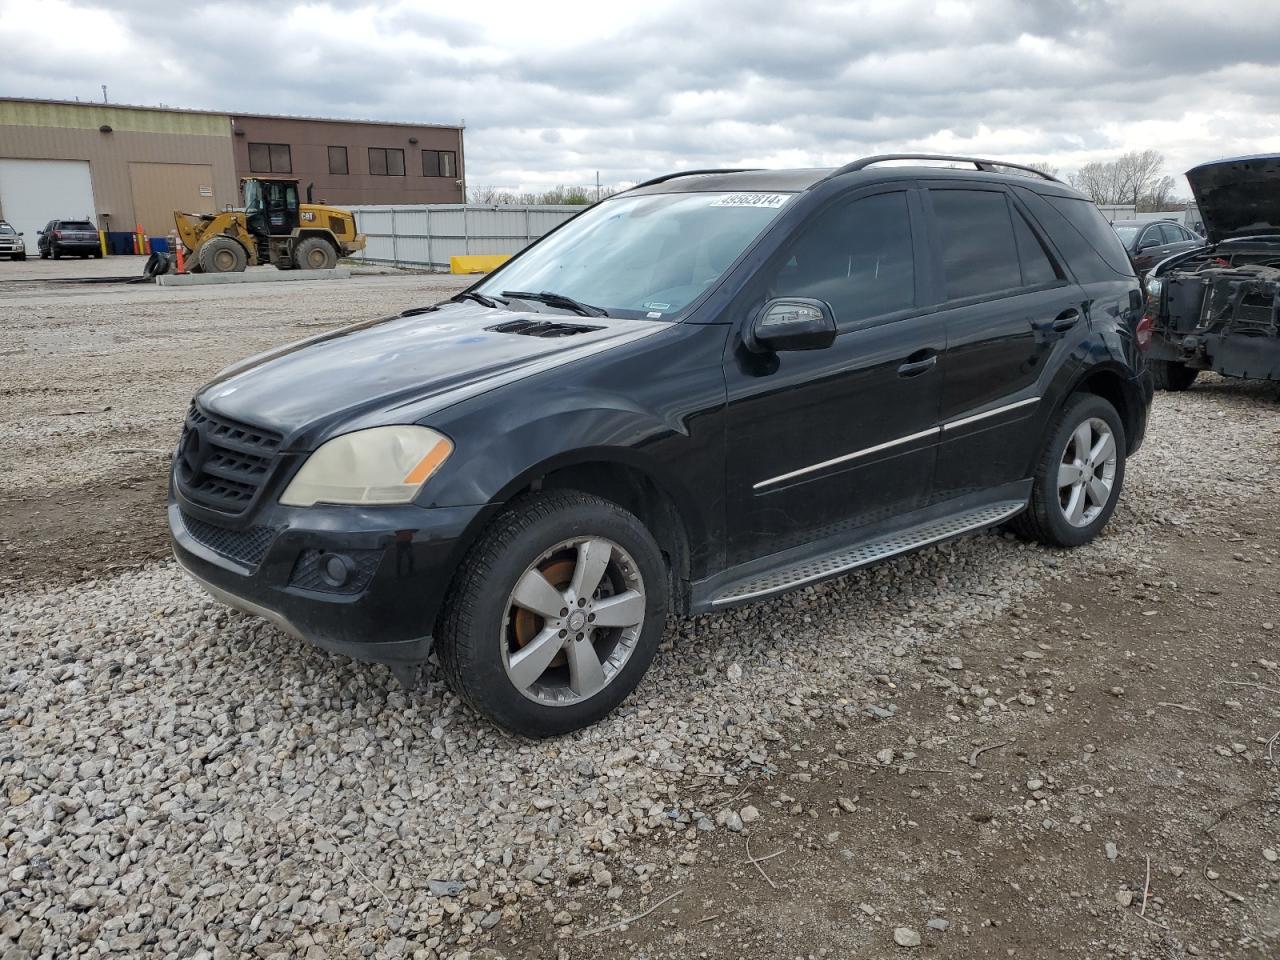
[
  {"x1": 243, "y1": 179, "x2": 264, "y2": 214},
  {"x1": 1112, "y1": 224, "x2": 1139, "y2": 245},
  {"x1": 0, "y1": 223, "x2": 15, "y2": 235},
  {"x1": 477, "y1": 192, "x2": 793, "y2": 319}
]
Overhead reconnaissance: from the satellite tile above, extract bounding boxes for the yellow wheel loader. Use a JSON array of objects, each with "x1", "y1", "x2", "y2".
[{"x1": 173, "y1": 177, "x2": 365, "y2": 274}]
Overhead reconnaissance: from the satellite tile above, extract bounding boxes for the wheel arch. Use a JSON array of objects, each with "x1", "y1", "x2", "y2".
[
  {"x1": 294, "y1": 229, "x2": 341, "y2": 254},
  {"x1": 1061, "y1": 363, "x2": 1148, "y2": 456},
  {"x1": 448, "y1": 450, "x2": 702, "y2": 615}
]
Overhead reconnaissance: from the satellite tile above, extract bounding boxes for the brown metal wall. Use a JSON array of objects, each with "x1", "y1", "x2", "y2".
[
  {"x1": 0, "y1": 124, "x2": 237, "y2": 233},
  {"x1": 128, "y1": 162, "x2": 219, "y2": 235},
  {"x1": 230, "y1": 116, "x2": 465, "y2": 206}
]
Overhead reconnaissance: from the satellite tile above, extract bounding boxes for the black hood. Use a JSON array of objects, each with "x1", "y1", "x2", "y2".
[
  {"x1": 1186, "y1": 155, "x2": 1280, "y2": 243},
  {"x1": 195, "y1": 302, "x2": 664, "y2": 450}
]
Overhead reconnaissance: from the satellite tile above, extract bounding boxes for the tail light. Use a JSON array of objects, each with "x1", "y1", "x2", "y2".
[
  {"x1": 1135, "y1": 315, "x2": 1153, "y2": 351},
  {"x1": 53, "y1": 230, "x2": 63, "y2": 239}
]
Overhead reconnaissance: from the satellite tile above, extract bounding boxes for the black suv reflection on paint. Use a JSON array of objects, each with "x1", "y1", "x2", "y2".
[{"x1": 170, "y1": 155, "x2": 1153, "y2": 736}]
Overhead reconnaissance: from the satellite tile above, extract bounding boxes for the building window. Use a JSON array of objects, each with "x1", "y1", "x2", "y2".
[
  {"x1": 327, "y1": 146, "x2": 349, "y2": 176},
  {"x1": 248, "y1": 142, "x2": 292, "y2": 174},
  {"x1": 369, "y1": 147, "x2": 405, "y2": 177},
  {"x1": 422, "y1": 150, "x2": 457, "y2": 178}
]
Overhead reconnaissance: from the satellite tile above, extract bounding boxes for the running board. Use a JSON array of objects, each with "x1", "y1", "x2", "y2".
[{"x1": 709, "y1": 500, "x2": 1026, "y2": 607}]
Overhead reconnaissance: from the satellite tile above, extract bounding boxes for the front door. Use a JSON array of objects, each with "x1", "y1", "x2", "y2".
[{"x1": 722, "y1": 187, "x2": 944, "y2": 566}]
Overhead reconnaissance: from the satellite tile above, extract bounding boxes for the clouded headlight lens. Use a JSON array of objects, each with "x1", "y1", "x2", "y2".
[
  {"x1": 279, "y1": 426, "x2": 453, "y2": 507},
  {"x1": 1144, "y1": 277, "x2": 1162, "y2": 298}
]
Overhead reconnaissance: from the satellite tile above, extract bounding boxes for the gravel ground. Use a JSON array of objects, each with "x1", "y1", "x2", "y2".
[{"x1": 2, "y1": 269, "x2": 1279, "y2": 959}]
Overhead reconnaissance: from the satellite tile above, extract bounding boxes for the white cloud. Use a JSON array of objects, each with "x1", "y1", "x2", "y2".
[{"x1": 2, "y1": 0, "x2": 1279, "y2": 194}]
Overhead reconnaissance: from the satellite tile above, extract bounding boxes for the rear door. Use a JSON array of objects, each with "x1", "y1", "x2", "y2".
[{"x1": 925, "y1": 184, "x2": 1083, "y2": 504}]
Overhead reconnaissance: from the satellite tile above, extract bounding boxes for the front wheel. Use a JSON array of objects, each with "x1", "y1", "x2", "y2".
[
  {"x1": 1149, "y1": 359, "x2": 1199, "y2": 391},
  {"x1": 436, "y1": 492, "x2": 668, "y2": 736},
  {"x1": 1009, "y1": 393, "x2": 1126, "y2": 548}
]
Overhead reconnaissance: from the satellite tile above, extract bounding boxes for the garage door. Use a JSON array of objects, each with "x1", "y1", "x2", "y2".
[
  {"x1": 129, "y1": 162, "x2": 217, "y2": 236},
  {"x1": 0, "y1": 159, "x2": 96, "y2": 243}
]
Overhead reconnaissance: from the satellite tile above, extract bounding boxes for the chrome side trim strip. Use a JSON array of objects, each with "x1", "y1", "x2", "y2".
[
  {"x1": 752, "y1": 426, "x2": 941, "y2": 491},
  {"x1": 942, "y1": 396, "x2": 1040, "y2": 432}
]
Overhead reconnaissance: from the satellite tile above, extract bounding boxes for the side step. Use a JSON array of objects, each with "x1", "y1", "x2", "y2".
[{"x1": 710, "y1": 500, "x2": 1026, "y2": 606}]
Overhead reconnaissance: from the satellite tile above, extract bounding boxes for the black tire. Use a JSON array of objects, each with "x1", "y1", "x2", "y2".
[
  {"x1": 13, "y1": 252, "x2": 24, "y2": 261},
  {"x1": 51, "y1": 244, "x2": 61, "y2": 260},
  {"x1": 436, "y1": 491, "x2": 668, "y2": 737},
  {"x1": 293, "y1": 236, "x2": 338, "y2": 270},
  {"x1": 1149, "y1": 358, "x2": 1199, "y2": 391},
  {"x1": 1009, "y1": 393, "x2": 1127, "y2": 548},
  {"x1": 197, "y1": 236, "x2": 247, "y2": 274},
  {"x1": 39, "y1": 247, "x2": 49, "y2": 259},
  {"x1": 92, "y1": 249, "x2": 103, "y2": 260}
]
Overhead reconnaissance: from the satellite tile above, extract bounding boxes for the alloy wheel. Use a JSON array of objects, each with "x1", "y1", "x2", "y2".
[
  {"x1": 1057, "y1": 417, "x2": 1117, "y2": 527},
  {"x1": 501, "y1": 537, "x2": 646, "y2": 706}
]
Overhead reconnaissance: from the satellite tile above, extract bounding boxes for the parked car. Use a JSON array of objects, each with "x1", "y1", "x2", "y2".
[
  {"x1": 0, "y1": 220, "x2": 25, "y2": 260},
  {"x1": 1111, "y1": 218, "x2": 1202, "y2": 278},
  {"x1": 1143, "y1": 154, "x2": 1280, "y2": 389},
  {"x1": 170, "y1": 154, "x2": 1152, "y2": 735},
  {"x1": 37, "y1": 219, "x2": 102, "y2": 259}
]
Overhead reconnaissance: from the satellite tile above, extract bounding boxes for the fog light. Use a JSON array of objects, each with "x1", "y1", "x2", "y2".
[{"x1": 320, "y1": 553, "x2": 355, "y2": 587}]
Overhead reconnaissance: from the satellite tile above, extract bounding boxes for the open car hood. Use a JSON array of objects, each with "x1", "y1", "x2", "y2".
[{"x1": 1186, "y1": 155, "x2": 1280, "y2": 244}]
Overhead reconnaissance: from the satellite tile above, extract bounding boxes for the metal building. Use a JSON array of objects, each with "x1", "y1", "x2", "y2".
[{"x1": 0, "y1": 98, "x2": 465, "y2": 247}]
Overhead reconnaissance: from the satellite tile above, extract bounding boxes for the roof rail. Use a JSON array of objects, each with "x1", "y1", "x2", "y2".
[
  {"x1": 626, "y1": 168, "x2": 760, "y2": 192},
  {"x1": 830, "y1": 154, "x2": 1063, "y2": 183}
]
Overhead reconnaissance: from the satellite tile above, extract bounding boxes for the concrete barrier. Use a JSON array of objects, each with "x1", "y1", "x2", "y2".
[
  {"x1": 450, "y1": 254, "x2": 510, "y2": 274},
  {"x1": 156, "y1": 268, "x2": 351, "y2": 287}
]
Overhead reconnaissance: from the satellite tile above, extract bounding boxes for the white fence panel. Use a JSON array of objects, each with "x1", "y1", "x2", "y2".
[{"x1": 348, "y1": 204, "x2": 580, "y2": 269}]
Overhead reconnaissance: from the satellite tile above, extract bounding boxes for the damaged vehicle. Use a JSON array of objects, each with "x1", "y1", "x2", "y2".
[{"x1": 1144, "y1": 155, "x2": 1280, "y2": 389}]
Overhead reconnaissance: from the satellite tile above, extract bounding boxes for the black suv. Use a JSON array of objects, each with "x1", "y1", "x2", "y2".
[
  {"x1": 169, "y1": 154, "x2": 1152, "y2": 735},
  {"x1": 1143, "y1": 155, "x2": 1280, "y2": 390},
  {"x1": 37, "y1": 219, "x2": 102, "y2": 259}
]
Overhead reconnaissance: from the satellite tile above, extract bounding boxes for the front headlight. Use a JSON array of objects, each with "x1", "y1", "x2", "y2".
[
  {"x1": 279, "y1": 425, "x2": 453, "y2": 507},
  {"x1": 1144, "y1": 276, "x2": 1162, "y2": 298}
]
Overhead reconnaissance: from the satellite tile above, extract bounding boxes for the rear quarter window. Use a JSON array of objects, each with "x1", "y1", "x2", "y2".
[
  {"x1": 1015, "y1": 188, "x2": 1135, "y2": 283},
  {"x1": 62, "y1": 221, "x2": 95, "y2": 230}
]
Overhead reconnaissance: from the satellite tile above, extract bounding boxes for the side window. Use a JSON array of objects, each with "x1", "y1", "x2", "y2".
[
  {"x1": 767, "y1": 191, "x2": 916, "y2": 329},
  {"x1": 931, "y1": 189, "x2": 1022, "y2": 300},
  {"x1": 1015, "y1": 187, "x2": 1135, "y2": 282},
  {"x1": 1159, "y1": 223, "x2": 1183, "y2": 244},
  {"x1": 1140, "y1": 226, "x2": 1162, "y2": 248},
  {"x1": 1011, "y1": 207, "x2": 1063, "y2": 286}
]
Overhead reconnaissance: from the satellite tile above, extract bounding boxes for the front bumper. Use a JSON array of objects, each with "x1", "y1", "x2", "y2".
[{"x1": 169, "y1": 494, "x2": 489, "y2": 668}]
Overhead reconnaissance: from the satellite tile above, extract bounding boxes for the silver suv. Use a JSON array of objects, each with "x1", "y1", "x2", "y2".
[{"x1": 0, "y1": 221, "x2": 26, "y2": 261}]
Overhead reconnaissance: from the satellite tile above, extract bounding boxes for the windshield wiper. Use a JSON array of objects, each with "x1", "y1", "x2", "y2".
[
  {"x1": 452, "y1": 291, "x2": 507, "y2": 309},
  {"x1": 501, "y1": 290, "x2": 609, "y2": 318}
]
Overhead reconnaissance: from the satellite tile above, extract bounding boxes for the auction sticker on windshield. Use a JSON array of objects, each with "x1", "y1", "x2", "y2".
[{"x1": 709, "y1": 193, "x2": 791, "y2": 208}]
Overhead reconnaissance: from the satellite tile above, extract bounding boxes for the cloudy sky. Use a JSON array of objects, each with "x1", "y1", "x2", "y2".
[{"x1": 3, "y1": 0, "x2": 1279, "y2": 194}]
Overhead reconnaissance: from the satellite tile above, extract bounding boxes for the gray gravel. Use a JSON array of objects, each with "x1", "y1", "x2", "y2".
[{"x1": 3, "y1": 313, "x2": 1279, "y2": 960}]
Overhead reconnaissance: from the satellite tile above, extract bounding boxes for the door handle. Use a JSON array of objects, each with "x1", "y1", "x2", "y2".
[
  {"x1": 897, "y1": 351, "x2": 938, "y2": 377},
  {"x1": 1031, "y1": 309, "x2": 1080, "y2": 334}
]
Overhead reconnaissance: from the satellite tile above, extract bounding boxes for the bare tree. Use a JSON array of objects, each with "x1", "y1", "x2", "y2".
[{"x1": 1069, "y1": 151, "x2": 1170, "y2": 208}]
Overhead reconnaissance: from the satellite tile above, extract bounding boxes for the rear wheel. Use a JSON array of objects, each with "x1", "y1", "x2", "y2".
[
  {"x1": 197, "y1": 236, "x2": 247, "y2": 273},
  {"x1": 1009, "y1": 393, "x2": 1126, "y2": 548},
  {"x1": 1149, "y1": 358, "x2": 1199, "y2": 391},
  {"x1": 51, "y1": 244, "x2": 61, "y2": 260},
  {"x1": 436, "y1": 491, "x2": 668, "y2": 736},
  {"x1": 293, "y1": 237, "x2": 338, "y2": 270},
  {"x1": 92, "y1": 249, "x2": 103, "y2": 259}
]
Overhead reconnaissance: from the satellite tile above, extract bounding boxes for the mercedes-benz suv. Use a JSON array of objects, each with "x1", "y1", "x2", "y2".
[{"x1": 169, "y1": 154, "x2": 1153, "y2": 736}]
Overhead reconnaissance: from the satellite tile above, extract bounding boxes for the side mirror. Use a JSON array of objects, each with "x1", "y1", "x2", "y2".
[{"x1": 745, "y1": 298, "x2": 837, "y2": 352}]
